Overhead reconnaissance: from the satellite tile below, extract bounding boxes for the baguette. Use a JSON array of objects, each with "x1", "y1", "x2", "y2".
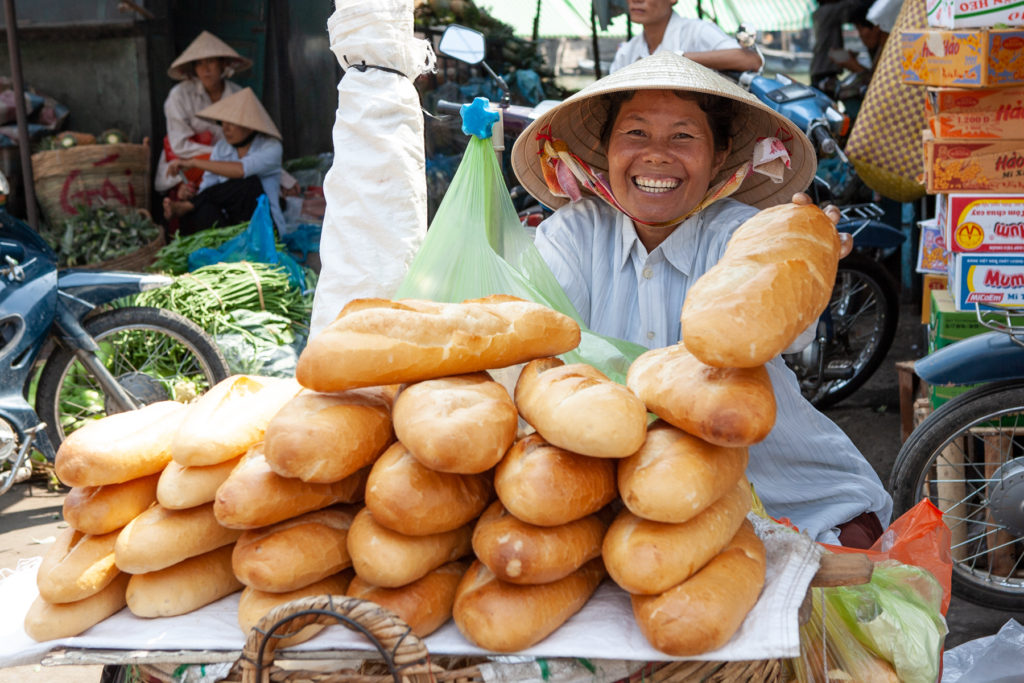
[
  {"x1": 54, "y1": 401, "x2": 188, "y2": 487},
  {"x1": 237, "y1": 572, "x2": 353, "y2": 647},
  {"x1": 36, "y1": 527, "x2": 121, "y2": 604},
  {"x1": 494, "y1": 434, "x2": 617, "y2": 526},
  {"x1": 296, "y1": 295, "x2": 581, "y2": 392},
  {"x1": 632, "y1": 519, "x2": 766, "y2": 655},
  {"x1": 472, "y1": 500, "x2": 608, "y2": 584},
  {"x1": 617, "y1": 421, "x2": 748, "y2": 523},
  {"x1": 514, "y1": 358, "x2": 647, "y2": 458},
  {"x1": 126, "y1": 545, "x2": 243, "y2": 617},
  {"x1": 453, "y1": 558, "x2": 606, "y2": 652},
  {"x1": 171, "y1": 375, "x2": 303, "y2": 467},
  {"x1": 365, "y1": 442, "x2": 493, "y2": 536},
  {"x1": 264, "y1": 386, "x2": 395, "y2": 483},
  {"x1": 24, "y1": 573, "x2": 130, "y2": 642},
  {"x1": 157, "y1": 456, "x2": 242, "y2": 510},
  {"x1": 347, "y1": 507, "x2": 472, "y2": 587},
  {"x1": 232, "y1": 506, "x2": 355, "y2": 592},
  {"x1": 626, "y1": 344, "x2": 776, "y2": 447},
  {"x1": 602, "y1": 479, "x2": 751, "y2": 595},
  {"x1": 114, "y1": 502, "x2": 242, "y2": 574},
  {"x1": 347, "y1": 561, "x2": 467, "y2": 637},
  {"x1": 392, "y1": 373, "x2": 517, "y2": 474},
  {"x1": 62, "y1": 474, "x2": 160, "y2": 535},
  {"x1": 681, "y1": 203, "x2": 840, "y2": 368},
  {"x1": 214, "y1": 447, "x2": 368, "y2": 529}
]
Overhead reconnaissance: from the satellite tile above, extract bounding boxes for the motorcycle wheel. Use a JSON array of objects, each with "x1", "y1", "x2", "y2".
[
  {"x1": 795, "y1": 253, "x2": 899, "y2": 408},
  {"x1": 35, "y1": 306, "x2": 230, "y2": 447},
  {"x1": 889, "y1": 379, "x2": 1024, "y2": 610}
]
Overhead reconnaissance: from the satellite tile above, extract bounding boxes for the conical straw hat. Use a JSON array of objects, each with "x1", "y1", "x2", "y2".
[
  {"x1": 197, "y1": 87, "x2": 282, "y2": 140},
  {"x1": 511, "y1": 52, "x2": 816, "y2": 212},
  {"x1": 168, "y1": 30, "x2": 253, "y2": 80}
]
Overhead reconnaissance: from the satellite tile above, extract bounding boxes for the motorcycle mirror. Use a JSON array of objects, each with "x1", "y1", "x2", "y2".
[
  {"x1": 438, "y1": 25, "x2": 486, "y2": 65},
  {"x1": 0, "y1": 171, "x2": 9, "y2": 198}
]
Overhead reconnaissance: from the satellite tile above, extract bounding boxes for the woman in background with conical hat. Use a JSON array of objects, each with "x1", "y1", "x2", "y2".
[
  {"x1": 154, "y1": 30, "x2": 252, "y2": 199},
  {"x1": 163, "y1": 87, "x2": 284, "y2": 235}
]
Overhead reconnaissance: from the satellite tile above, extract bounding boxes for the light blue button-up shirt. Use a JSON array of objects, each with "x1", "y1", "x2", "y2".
[
  {"x1": 535, "y1": 196, "x2": 893, "y2": 544},
  {"x1": 199, "y1": 133, "x2": 284, "y2": 229}
]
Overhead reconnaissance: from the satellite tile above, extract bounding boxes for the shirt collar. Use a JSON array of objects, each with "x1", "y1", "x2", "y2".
[{"x1": 616, "y1": 209, "x2": 704, "y2": 276}]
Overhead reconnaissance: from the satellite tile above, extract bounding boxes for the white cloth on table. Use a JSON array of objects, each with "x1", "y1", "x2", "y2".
[{"x1": 609, "y1": 11, "x2": 743, "y2": 73}]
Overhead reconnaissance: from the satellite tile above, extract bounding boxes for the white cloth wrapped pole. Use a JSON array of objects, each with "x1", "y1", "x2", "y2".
[{"x1": 310, "y1": 0, "x2": 434, "y2": 338}]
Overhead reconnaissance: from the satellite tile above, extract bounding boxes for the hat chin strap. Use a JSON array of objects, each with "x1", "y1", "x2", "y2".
[{"x1": 538, "y1": 133, "x2": 790, "y2": 229}]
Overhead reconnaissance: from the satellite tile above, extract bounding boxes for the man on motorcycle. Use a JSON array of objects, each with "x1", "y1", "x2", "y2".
[{"x1": 609, "y1": 0, "x2": 762, "y2": 74}]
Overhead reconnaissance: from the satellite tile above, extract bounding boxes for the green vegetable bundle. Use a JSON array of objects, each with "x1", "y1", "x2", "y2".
[
  {"x1": 40, "y1": 203, "x2": 161, "y2": 267},
  {"x1": 147, "y1": 222, "x2": 249, "y2": 275}
]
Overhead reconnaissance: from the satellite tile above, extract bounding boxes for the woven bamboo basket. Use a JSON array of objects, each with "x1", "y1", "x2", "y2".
[
  {"x1": 127, "y1": 595, "x2": 783, "y2": 683},
  {"x1": 31, "y1": 142, "x2": 151, "y2": 229},
  {"x1": 70, "y1": 208, "x2": 165, "y2": 272}
]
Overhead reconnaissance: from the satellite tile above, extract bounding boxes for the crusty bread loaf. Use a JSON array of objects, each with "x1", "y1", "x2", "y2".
[
  {"x1": 54, "y1": 401, "x2": 188, "y2": 487},
  {"x1": 264, "y1": 386, "x2": 395, "y2": 483},
  {"x1": 24, "y1": 572, "x2": 130, "y2": 642},
  {"x1": 392, "y1": 373, "x2": 517, "y2": 474},
  {"x1": 514, "y1": 358, "x2": 647, "y2": 458},
  {"x1": 494, "y1": 434, "x2": 617, "y2": 527},
  {"x1": 62, "y1": 474, "x2": 160, "y2": 535},
  {"x1": 296, "y1": 295, "x2": 582, "y2": 392},
  {"x1": 114, "y1": 502, "x2": 242, "y2": 574},
  {"x1": 602, "y1": 479, "x2": 751, "y2": 595},
  {"x1": 36, "y1": 527, "x2": 121, "y2": 604},
  {"x1": 472, "y1": 500, "x2": 608, "y2": 584},
  {"x1": 626, "y1": 344, "x2": 776, "y2": 447},
  {"x1": 157, "y1": 456, "x2": 242, "y2": 510},
  {"x1": 232, "y1": 506, "x2": 355, "y2": 592},
  {"x1": 214, "y1": 447, "x2": 368, "y2": 529},
  {"x1": 453, "y1": 558, "x2": 606, "y2": 652},
  {"x1": 365, "y1": 442, "x2": 493, "y2": 536},
  {"x1": 632, "y1": 519, "x2": 766, "y2": 655},
  {"x1": 171, "y1": 375, "x2": 303, "y2": 467},
  {"x1": 126, "y1": 545, "x2": 242, "y2": 618},
  {"x1": 237, "y1": 572, "x2": 353, "y2": 647},
  {"x1": 347, "y1": 561, "x2": 467, "y2": 637},
  {"x1": 617, "y1": 421, "x2": 748, "y2": 523},
  {"x1": 681, "y1": 203, "x2": 840, "y2": 368},
  {"x1": 346, "y1": 507, "x2": 472, "y2": 587}
]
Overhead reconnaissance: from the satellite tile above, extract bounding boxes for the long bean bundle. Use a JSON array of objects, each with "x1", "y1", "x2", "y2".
[{"x1": 148, "y1": 222, "x2": 249, "y2": 275}]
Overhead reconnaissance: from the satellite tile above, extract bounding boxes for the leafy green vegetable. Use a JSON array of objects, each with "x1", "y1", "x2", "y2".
[{"x1": 38, "y1": 202, "x2": 161, "y2": 267}]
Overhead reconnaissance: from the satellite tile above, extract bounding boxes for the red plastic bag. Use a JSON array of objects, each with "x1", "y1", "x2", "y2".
[{"x1": 823, "y1": 499, "x2": 952, "y2": 615}]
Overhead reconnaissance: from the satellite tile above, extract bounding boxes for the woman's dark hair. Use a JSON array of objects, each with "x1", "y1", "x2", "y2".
[{"x1": 599, "y1": 89, "x2": 736, "y2": 154}]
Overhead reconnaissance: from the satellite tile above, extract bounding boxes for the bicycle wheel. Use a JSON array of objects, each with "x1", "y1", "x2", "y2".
[
  {"x1": 36, "y1": 306, "x2": 230, "y2": 448},
  {"x1": 890, "y1": 379, "x2": 1024, "y2": 609},
  {"x1": 795, "y1": 253, "x2": 899, "y2": 408}
]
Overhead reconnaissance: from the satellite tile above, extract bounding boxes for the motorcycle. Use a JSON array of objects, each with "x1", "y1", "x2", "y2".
[
  {"x1": 889, "y1": 306, "x2": 1024, "y2": 609},
  {"x1": 0, "y1": 170, "x2": 230, "y2": 495}
]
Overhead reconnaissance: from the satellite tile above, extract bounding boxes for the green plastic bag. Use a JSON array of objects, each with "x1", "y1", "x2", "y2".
[{"x1": 396, "y1": 134, "x2": 644, "y2": 384}]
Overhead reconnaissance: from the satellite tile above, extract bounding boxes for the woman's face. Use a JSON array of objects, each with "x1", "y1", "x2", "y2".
[
  {"x1": 606, "y1": 89, "x2": 730, "y2": 233},
  {"x1": 221, "y1": 121, "x2": 254, "y2": 145},
  {"x1": 194, "y1": 57, "x2": 225, "y2": 91}
]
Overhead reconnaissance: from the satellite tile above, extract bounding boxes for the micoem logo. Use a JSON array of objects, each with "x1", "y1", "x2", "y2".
[
  {"x1": 966, "y1": 292, "x2": 1003, "y2": 303},
  {"x1": 1002, "y1": 37, "x2": 1024, "y2": 50},
  {"x1": 948, "y1": 146, "x2": 972, "y2": 159},
  {"x1": 952, "y1": 96, "x2": 979, "y2": 108},
  {"x1": 955, "y1": 222, "x2": 985, "y2": 250}
]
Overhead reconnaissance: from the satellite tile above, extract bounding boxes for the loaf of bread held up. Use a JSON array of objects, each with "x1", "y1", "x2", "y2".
[
  {"x1": 453, "y1": 558, "x2": 606, "y2": 652},
  {"x1": 602, "y1": 478, "x2": 752, "y2": 595},
  {"x1": 126, "y1": 545, "x2": 242, "y2": 618},
  {"x1": 36, "y1": 527, "x2": 122, "y2": 604},
  {"x1": 392, "y1": 372, "x2": 517, "y2": 474},
  {"x1": 296, "y1": 295, "x2": 581, "y2": 392},
  {"x1": 232, "y1": 506, "x2": 355, "y2": 593},
  {"x1": 626, "y1": 343, "x2": 776, "y2": 447},
  {"x1": 472, "y1": 500, "x2": 608, "y2": 585},
  {"x1": 264, "y1": 386, "x2": 396, "y2": 483},
  {"x1": 631, "y1": 519, "x2": 766, "y2": 656},
  {"x1": 514, "y1": 358, "x2": 648, "y2": 458},
  {"x1": 62, "y1": 473, "x2": 160, "y2": 535},
  {"x1": 238, "y1": 572, "x2": 353, "y2": 648},
  {"x1": 24, "y1": 572, "x2": 130, "y2": 642},
  {"x1": 617, "y1": 420, "x2": 748, "y2": 524},
  {"x1": 54, "y1": 401, "x2": 188, "y2": 487},
  {"x1": 364, "y1": 442, "x2": 493, "y2": 536},
  {"x1": 680, "y1": 203, "x2": 839, "y2": 368},
  {"x1": 346, "y1": 507, "x2": 472, "y2": 587},
  {"x1": 114, "y1": 502, "x2": 243, "y2": 574},
  {"x1": 214, "y1": 447, "x2": 368, "y2": 529},
  {"x1": 157, "y1": 457, "x2": 241, "y2": 510},
  {"x1": 347, "y1": 561, "x2": 468, "y2": 638},
  {"x1": 494, "y1": 433, "x2": 617, "y2": 527}
]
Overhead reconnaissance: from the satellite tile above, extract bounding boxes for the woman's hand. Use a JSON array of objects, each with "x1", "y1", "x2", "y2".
[
  {"x1": 792, "y1": 192, "x2": 852, "y2": 259},
  {"x1": 166, "y1": 159, "x2": 190, "y2": 178}
]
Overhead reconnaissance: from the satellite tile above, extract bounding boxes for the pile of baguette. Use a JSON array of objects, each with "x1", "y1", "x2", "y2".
[{"x1": 26, "y1": 204, "x2": 840, "y2": 659}]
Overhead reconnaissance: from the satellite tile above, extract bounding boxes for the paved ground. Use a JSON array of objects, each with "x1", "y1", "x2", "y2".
[{"x1": 0, "y1": 299, "x2": 1020, "y2": 681}]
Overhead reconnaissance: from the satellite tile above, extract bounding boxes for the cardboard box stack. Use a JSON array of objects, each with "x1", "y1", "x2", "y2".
[{"x1": 903, "y1": 0, "x2": 1024, "y2": 405}]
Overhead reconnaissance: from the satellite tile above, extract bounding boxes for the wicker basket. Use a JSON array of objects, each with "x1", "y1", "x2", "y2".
[
  {"x1": 31, "y1": 142, "x2": 151, "y2": 229},
  {"x1": 81, "y1": 231, "x2": 165, "y2": 272}
]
